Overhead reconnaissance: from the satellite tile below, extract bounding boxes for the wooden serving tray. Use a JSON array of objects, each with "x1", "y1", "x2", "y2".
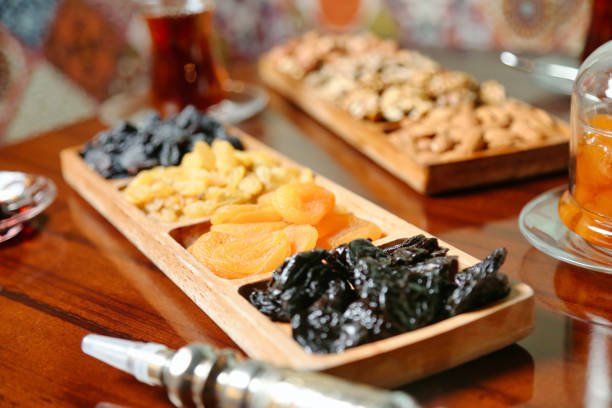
[
  {"x1": 259, "y1": 56, "x2": 569, "y2": 194},
  {"x1": 61, "y1": 129, "x2": 534, "y2": 388}
]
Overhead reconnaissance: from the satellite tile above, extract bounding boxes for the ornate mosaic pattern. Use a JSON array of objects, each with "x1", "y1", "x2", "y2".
[
  {"x1": 0, "y1": 0, "x2": 592, "y2": 144},
  {"x1": 0, "y1": 0, "x2": 59, "y2": 48}
]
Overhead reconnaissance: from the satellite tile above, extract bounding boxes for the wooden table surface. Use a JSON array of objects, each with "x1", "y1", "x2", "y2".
[{"x1": 0, "y1": 52, "x2": 610, "y2": 408}]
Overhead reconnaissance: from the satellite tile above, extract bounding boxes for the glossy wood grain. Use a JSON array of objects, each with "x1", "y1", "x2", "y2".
[{"x1": 1, "y1": 51, "x2": 611, "y2": 407}]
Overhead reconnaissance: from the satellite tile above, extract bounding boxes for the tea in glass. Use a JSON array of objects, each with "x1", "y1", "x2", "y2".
[{"x1": 140, "y1": 0, "x2": 228, "y2": 116}]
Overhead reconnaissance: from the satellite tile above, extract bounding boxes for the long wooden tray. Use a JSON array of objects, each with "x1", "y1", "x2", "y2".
[
  {"x1": 259, "y1": 56, "x2": 569, "y2": 194},
  {"x1": 61, "y1": 129, "x2": 533, "y2": 388}
]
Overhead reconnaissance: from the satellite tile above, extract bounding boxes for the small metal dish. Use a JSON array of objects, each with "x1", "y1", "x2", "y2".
[{"x1": 0, "y1": 171, "x2": 57, "y2": 242}]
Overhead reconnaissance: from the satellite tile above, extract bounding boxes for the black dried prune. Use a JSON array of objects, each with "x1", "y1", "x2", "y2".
[
  {"x1": 249, "y1": 234, "x2": 511, "y2": 354},
  {"x1": 331, "y1": 300, "x2": 393, "y2": 352},
  {"x1": 250, "y1": 250, "x2": 333, "y2": 321},
  {"x1": 249, "y1": 288, "x2": 287, "y2": 321},
  {"x1": 384, "y1": 257, "x2": 459, "y2": 329},
  {"x1": 389, "y1": 247, "x2": 431, "y2": 265},
  {"x1": 274, "y1": 251, "x2": 335, "y2": 314},
  {"x1": 446, "y1": 248, "x2": 510, "y2": 315},
  {"x1": 331, "y1": 239, "x2": 384, "y2": 270},
  {"x1": 291, "y1": 279, "x2": 355, "y2": 353}
]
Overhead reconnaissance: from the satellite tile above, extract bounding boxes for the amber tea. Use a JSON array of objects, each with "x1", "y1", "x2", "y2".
[{"x1": 144, "y1": 2, "x2": 227, "y2": 116}]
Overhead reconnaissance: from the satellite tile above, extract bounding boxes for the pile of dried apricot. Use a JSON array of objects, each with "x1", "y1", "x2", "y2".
[{"x1": 188, "y1": 182, "x2": 382, "y2": 279}]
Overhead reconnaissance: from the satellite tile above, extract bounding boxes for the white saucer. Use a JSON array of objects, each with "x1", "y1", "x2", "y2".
[{"x1": 518, "y1": 186, "x2": 612, "y2": 274}]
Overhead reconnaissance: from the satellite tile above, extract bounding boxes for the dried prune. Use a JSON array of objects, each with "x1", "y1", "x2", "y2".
[
  {"x1": 292, "y1": 279, "x2": 355, "y2": 353},
  {"x1": 331, "y1": 300, "x2": 392, "y2": 352},
  {"x1": 249, "y1": 250, "x2": 343, "y2": 321},
  {"x1": 249, "y1": 236, "x2": 511, "y2": 353},
  {"x1": 446, "y1": 248, "x2": 509, "y2": 315},
  {"x1": 81, "y1": 105, "x2": 244, "y2": 178}
]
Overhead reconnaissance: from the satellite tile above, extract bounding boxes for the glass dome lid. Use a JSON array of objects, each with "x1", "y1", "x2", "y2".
[{"x1": 574, "y1": 41, "x2": 612, "y2": 105}]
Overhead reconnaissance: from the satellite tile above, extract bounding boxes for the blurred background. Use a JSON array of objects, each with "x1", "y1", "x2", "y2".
[{"x1": 0, "y1": 0, "x2": 591, "y2": 145}]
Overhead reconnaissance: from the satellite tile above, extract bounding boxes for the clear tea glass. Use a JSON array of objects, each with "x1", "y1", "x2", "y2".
[
  {"x1": 558, "y1": 41, "x2": 612, "y2": 249},
  {"x1": 138, "y1": 0, "x2": 228, "y2": 117}
]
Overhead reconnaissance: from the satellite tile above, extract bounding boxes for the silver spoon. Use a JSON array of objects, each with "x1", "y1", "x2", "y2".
[{"x1": 500, "y1": 51, "x2": 578, "y2": 95}]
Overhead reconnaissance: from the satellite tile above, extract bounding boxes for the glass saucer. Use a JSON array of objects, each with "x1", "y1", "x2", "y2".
[
  {"x1": 518, "y1": 186, "x2": 612, "y2": 274},
  {"x1": 0, "y1": 171, "x2": 57, "y2": 243},
  {"x1": 99, "y1": 80, "x2": 268, "y2": 126}
]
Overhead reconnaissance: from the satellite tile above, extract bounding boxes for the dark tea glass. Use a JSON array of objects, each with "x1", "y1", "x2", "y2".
[{"x1": 138, "y1": 0, "x2": 228, "y2": 117}]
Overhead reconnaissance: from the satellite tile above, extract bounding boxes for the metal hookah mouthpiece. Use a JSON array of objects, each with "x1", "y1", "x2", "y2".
[{"x1": 82, "y1": 334, "x2": 419, "y2": 408}]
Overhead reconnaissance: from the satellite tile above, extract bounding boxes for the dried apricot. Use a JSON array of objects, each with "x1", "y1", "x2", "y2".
[
  {"x1": 187, "y1": 231, "x2": 234, "y2": 269},
  {"x1": 314, "y1": 210, "x2": 352, "y2": 239},
  {"x1": 211, "y1": 221, "x2": 287, "y2": 236},
  {"x1": 318, "y1": 216, "x2": 383, "y2": 249},
  {"x1": 273, "y1": 182, "x2": 335, "y2": 224},
  {"x1": 189, "y1": 230, "x2": 292, "y2": 279},
  {"x1": 211, "y1": 204, "x2": 282, "y2": 225},
  {"x1": 284, "y1": 224, "x2": 318, "y2": 252}
]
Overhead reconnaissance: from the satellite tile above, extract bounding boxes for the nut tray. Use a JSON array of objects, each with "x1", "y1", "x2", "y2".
[
  {"x1": 61, "y1": 129, "x2": 533, "y2": 388},
  {"x1": 259, "y1": 56, "x2": 569, "y2": 194}
]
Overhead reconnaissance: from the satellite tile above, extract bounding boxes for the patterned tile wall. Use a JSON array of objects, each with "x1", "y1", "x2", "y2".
[{"x1": 0, "y1": 0, "x2": 591, "y2": 144}]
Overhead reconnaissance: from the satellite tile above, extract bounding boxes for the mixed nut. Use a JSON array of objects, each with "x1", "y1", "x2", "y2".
[{"x1": 269, "y1": 32, "x2": 569, "y2": 162}]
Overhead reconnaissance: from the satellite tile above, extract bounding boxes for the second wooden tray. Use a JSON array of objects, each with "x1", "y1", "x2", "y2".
[
  {"x1": 61, "y1": 129, "x2": 534, "y2": 388},
  {"x1": 259, "y1": 56, "x2": 569, "y2": 194}
]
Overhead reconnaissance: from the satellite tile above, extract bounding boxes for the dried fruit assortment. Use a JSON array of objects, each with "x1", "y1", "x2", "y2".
[
  {"x1": 188, "y1": 182, "x2": 382, "y2": 279},
  {"x1": 81, "y1": 105, "x2": 243, "y2": 178},
  {"x1": 249, "y1": 235, "x2": 510, "y2": 353},
  {"x1": 123, "y1": 141, "x2": 313, "y2": 222},
  {"x1": 269, "y1": 32, "x2": 568, "y2": 161}
]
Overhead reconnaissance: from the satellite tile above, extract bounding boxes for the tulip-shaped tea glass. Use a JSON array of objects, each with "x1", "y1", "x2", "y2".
[
  {"x1": 139, "y1": 0, "x2": 228, "y2": 116},
  {"x1": 101, "y1": 0, "x2": 266, "y2": 124},
  {"x1": 519, "y1": 41, "x2": 612, "y2": 273}
]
